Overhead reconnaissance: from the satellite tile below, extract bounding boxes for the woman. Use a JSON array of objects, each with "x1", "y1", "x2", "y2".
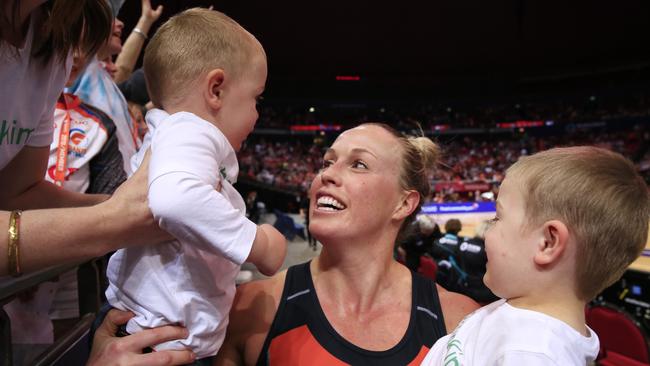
[
  {"x1": 1, "y1": 1, "x2": 192, "y2": 364},
  {"x1": 216, "y1": 123, "x2": 479, "y2": 365}
]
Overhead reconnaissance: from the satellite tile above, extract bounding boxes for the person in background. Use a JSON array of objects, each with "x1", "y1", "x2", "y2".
[
  {"x1": 298, "y1": 190, "x2": 317, "y2": 249},
  {"x1": 401, "y1": 214, "x2": 441, "y2": 271},
  {"x1": 112, "y1": 0, "x2": 162, "y2": 83},
  {"x1": 432, "y1": 217, "x2": 498, "y2": 303},
  {"x1": 68, "y1": 9, "x2": 140, "y2": 174},
  {"x1": 246, "y1": 190, "x2": 261, "y2": 224}
]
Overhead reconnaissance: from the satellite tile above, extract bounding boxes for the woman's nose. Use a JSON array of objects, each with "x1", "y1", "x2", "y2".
[{"x1": 320, "y1": 165, "x2": 341, "y2": 186}]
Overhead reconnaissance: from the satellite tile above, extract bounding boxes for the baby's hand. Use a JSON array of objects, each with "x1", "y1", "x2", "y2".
[{"x1": 246, "y1": 224, "x2": 287, "y2": 276}]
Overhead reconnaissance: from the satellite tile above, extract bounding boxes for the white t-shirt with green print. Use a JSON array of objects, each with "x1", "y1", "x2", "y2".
[
  {"x1": 0, "y1": 15, "x2": 71, "y2": 170},
  {"x1": 421, "y1": 299, "x2": 599, "y2": 366}
]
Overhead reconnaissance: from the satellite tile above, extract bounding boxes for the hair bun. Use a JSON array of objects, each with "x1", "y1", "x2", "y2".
[{"x1": 409, "y1": 136, "x2": 440, "y2": 173}]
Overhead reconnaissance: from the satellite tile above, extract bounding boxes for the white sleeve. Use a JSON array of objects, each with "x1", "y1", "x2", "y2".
[
  {"x1": 495, "y1": 351, "x2": 559, "y2": 366},
  {"x1": 148, "y1": 118, "x2": 256, "y2": 265}
]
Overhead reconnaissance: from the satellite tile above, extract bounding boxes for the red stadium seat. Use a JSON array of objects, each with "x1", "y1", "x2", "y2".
[
  {"x1": 586, "y1": 303, "x2": 650, "y2": 366},
  {"x1": 418, "y1": 256, "x2": 437, "y2": 282}
]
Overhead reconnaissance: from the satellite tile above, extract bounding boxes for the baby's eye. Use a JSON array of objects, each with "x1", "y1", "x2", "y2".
[
  {"x1": 352, "y1": 160, "x2": 368, "y2": 169},
  {"x1": 255, "y1": 95, "x2": 264, "y2": 105},
  {"x1": 487, "y1": 216, "x2": 499, "y2": 226}
]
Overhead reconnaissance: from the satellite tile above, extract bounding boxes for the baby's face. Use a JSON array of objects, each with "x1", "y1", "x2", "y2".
[
  {"x1": 483, "y1": 176, "x2": 539, "y2": 298},
  {"x1": 217, "y1": 50, "x2": 267, "y2": 152}
]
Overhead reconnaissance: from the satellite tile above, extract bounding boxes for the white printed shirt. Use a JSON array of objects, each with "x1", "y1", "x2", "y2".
[
  {"x1": 0, "y1": 14, "x2": 71, "y2": 170},
  {"x1": 421, "y1": 299, "x2": 600, "y2": 366},
  {"x1": 106, "y1": 110, "x2": 257, "y2": 359}
]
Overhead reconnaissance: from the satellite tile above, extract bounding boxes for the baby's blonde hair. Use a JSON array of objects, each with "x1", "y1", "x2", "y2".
[
  {"x1": 143, "y1": 8, "x2": 260, "y2": 108},
  {"x1": 507, "y1": 146, "x2": 649, "y2": 301}
]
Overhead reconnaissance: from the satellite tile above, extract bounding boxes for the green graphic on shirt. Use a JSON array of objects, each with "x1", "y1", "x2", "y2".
[
  {"x1": 0, "y1": 120, "x2": 34, "y2": 145},
  {"x1": 444, "y1": 337, "x2": 463, "y2": 366}
]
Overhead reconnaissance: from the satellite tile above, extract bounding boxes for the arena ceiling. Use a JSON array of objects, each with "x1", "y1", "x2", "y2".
[{"x1": 120, "y1": 0, "x2": 650, "y2": 98}]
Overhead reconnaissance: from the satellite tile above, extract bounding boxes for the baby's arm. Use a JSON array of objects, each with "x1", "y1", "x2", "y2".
[{"x1": 246, "y1": 224, "x2": 287, "y2": 276}]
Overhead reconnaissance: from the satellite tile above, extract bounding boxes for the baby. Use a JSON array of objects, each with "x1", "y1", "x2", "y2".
[{"x1": 106, "y1": 8, "x2": 287, "y2": 361}]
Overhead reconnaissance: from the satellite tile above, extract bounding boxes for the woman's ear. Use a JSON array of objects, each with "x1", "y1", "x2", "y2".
[
  {"x1": 204, "y1": 68, "x2": 225, "y2": 111},
  {"x1": 393, "y1": 190, "x2": 420, "y2": 221},
  {"x1": 533, "y1": 220, "x2": 570, "y2": 266}
]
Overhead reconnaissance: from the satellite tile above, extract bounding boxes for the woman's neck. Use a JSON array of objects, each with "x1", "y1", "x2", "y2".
[
  {"x1": 310, "y1": 247, "x2": 413, "y2": 351},
  {"x1": 312, "y1": 246, "x2": 408, "y2": 312}
]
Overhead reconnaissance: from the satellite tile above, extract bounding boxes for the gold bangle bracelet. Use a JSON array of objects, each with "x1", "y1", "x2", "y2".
[{"x1": 8, "y1": 210, "x2": 23, "y2": 277}]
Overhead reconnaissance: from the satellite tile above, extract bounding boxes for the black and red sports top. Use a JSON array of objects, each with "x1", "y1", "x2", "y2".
[{"x1": 256, "y1": 261, "x2": 447, "y2": 365}]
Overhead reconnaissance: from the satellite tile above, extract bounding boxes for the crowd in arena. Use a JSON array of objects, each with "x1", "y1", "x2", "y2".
[
  {"x1": 255, "y1": 91, "x2": 650, "y2": 129},
  {"x1": 238, "y1": 117, "x2": 650, "y2": 201}
]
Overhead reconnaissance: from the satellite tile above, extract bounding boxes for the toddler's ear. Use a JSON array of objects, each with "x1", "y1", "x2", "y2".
[
  {"x1": 205, "y1": 69, "x2": 225, "y2": 110},
  {"x1": 533, "y1": 220, "x2": 570, "y2": 266}
]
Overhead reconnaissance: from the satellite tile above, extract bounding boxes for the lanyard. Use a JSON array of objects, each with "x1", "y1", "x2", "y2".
[{"x1": 53, "y1": 94, "x2": 74, "y2": 187}]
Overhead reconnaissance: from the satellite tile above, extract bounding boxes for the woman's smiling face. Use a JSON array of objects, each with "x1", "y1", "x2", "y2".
[{"x1": 308, "y1": 124, "x2": 407, "y2": 244}]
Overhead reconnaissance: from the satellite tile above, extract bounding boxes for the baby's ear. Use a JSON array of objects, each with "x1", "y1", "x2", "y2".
[
  {"x1": 533, "y1": 220, "x2": 570, "y2": 266},
  {"x1": 205, "y1": 68, "x2": 225, "y2": 110}
]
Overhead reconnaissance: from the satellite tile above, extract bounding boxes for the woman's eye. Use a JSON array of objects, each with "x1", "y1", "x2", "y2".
[
  {"x1": 352, "y1": 160, "x2": 368, "y2": 169},
  {"x1": 322, "y1": 160, "x2": 334, "y2": 169}
]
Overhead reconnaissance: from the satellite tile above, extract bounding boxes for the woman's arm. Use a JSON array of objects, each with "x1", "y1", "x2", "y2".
[
  {"x1": 113, "y1": 0, "x2": 163, "y2": 84},
  {"x1": 0, "y1": 146, "x2": 108, "y2": 210},
  {"x1": 0, "y1": 150, "x2": 170, "y2": 276},
  {"x1": 215, "y1": 273, "x2": 286, "y2": 366}
]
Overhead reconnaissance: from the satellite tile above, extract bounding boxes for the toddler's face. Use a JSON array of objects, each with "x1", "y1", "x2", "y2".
[
  {"x1": 217, "y1": 52, "x2": 267, "y2": 151},
  {"x1": 483, "y1": 176, "x2": 539, "y2": 299}
]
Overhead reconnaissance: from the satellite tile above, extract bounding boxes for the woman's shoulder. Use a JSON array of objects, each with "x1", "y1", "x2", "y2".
[
  {"x1": 234, "y1": 270, "x2": 287, "y2": 310},
  {"x1": 436, "y1": 284, "x2": 481, "y2": 332}
]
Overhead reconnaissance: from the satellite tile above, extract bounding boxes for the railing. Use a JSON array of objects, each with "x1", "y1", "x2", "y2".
[{"x1": 0, "y1": 259, "x2": 103, "y2": 366}]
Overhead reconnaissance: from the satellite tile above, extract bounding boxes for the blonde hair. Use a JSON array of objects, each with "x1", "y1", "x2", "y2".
[
  {"x1": 507, "y1": 146, "x2": 649, "y2": 301},
  {"x1": 363, "y1": 123, "x2": 441, "y2": 241},
  {"x1": 143, "y1": 8, "x2": 259, "y2": 108}
]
